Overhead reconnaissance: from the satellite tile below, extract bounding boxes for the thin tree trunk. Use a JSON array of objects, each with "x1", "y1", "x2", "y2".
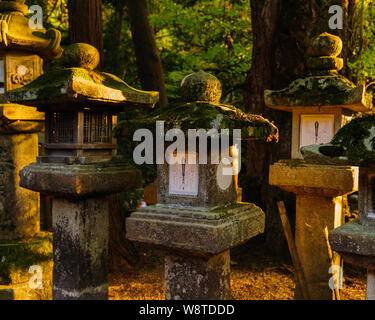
[
  {"x1": 68, "y1": 0, "x2": 104, "y2": 70},
  {"x1": 125, "y1": 0, "x2": 168, "y2": 107},
  {"x1": 243, "y1": 0, "x2": 308, "y2": 255}
]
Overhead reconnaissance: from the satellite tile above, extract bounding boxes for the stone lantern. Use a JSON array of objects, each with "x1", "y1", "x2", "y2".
[
  {"x1": 126, "y1": 71, "x2": 278, "y2": 300},
  {"x1": 301, "y1": 115, "x2": 375, "y2": 300},
  {"x1": 0, "y1": 0, "x2": 62, "y2": 299},
  {"x1": 265, "y1": 33, "x2": 371, "y2": 300},
  {"x1": 5, "y1": 43, "x2": 159, "y2": 300},
  {"x1": 265, "y1": 33, "x2": 369, "y2": 159}
]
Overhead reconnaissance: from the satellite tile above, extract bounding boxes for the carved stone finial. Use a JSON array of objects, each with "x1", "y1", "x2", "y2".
[
  {"x1": 180, "y1": 71, "x2": 222, "y2": 103},
  {"x1": 61, "y1": 43, "x2": 100, "y2": 71},
  {"x1": 306, "y1": 33, "x2": 343, "y2": 76},
  {"x1": 0, "y1": 0, "x2": 28, "y2": 15}
]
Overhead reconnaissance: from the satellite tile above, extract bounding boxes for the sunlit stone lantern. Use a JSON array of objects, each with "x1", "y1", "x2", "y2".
[
  {"x1": 0, "y1": 0, "x2": 62, "y2": 300},
  {"x1": 127, "y1": 71, "x2": 278, "y2": 300},
  {"x1": 265, "y1": 33, "x2": 369, "y2": 159},
  {"x1": 5, "y1": 43, "x2": 159, "y2": 300},
  {"x1": 302, "y1": 115, "x2": 375, "y2": 300},
  {"x1": 266, "y1": 33, "x2": 371, "y2": 300}
]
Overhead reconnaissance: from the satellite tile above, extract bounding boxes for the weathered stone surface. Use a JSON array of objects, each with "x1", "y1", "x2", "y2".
[
  {"x1": 270, "y1": 160, "x2": 358, "y2": 300},
  {"x1": 307, "y1": 33, "x2": 343, "y2": 57},
  {"x1": 300, "y1": 144, "x2": 351, "y2": 165},
  {"x1": 269, "y1": 160, "x2": 358, "y2": 197},
  {"x1": 265, "y1": 33, "x2": 371, "y2": 111},
  {"x1": 294, "y1": 194, "x2": 343, "y2": 300},
  {"x1": 265, "y1": 76, "x2": 369, "y2": 111},
  {"x1": 5, "y1": 44, "x2": 159, "y2": 110},
  {"x1": 0, "y1": 1, "x2": 62, "y2": 60},
  {"x1": 180, "y1": 71, "x2": 222, "y2": 104},
  {"x1": 329, "y1": 220, "x2": 375, "y2": 260},
  {"x1": 19, "y1": 162, "x2": 141, "y2": 198},
  {"x1": 0, "y1": 133, "x2": 40, "y2": 239},
  {"x1": 117, "y1": 73, "x2": 278, "y2": 142},
  {"x1": 165, "y1": 250, "x2": 230, "y2": 300},
  {"x1": 61, "y1": 43, "x2": 100, "y2": 71},
  {"x1": 52, "y1": 197, "x2": 109, "y2": 300},
  {"x1": 0, "y1": 232, "x2": 52, "y2": 300},
  {"x1": 127, "y1": 203, "x2": 265, "y2": 255}
]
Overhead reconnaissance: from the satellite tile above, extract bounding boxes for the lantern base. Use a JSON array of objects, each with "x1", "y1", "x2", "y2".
[{"x1": 126, "y1": 202, "x2": 265, "y2": 255}]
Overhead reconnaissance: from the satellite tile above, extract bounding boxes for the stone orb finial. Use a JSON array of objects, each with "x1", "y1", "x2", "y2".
[
  {"x1": 180, "y1": 71, "x2": 222, "y2": 103},
  {"x1": 0, "y1": 0, "x2": 28, "y2": 15},
  {"x1": 307, "y1": 33, "x2": 343, "y2": 57},
  {"x1": 61, "y1": 43, "x2": 100, "y2": 71},
  {"x1": 306, "y1": 33, "x2": 343, "y2": 75}
]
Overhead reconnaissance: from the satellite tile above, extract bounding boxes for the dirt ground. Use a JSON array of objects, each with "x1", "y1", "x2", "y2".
[{"x1": 108, "y1": 240, "x2": 367, "y2": 300}]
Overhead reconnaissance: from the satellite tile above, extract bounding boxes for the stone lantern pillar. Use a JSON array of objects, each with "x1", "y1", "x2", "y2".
[
  {"x1": 303, "y1": 115, "x2": 375, "y2": 300},
  {"x1": 265, "y1": 33, "x2": 371, "y2": 300},
  {"x1": 0, "y1": 0, "x2": 62, "y2": 300},
  {"x1": 5, "y1": 43, "x2": 159, "y2": 300},
  {"x1": 126, "y1": 71, "x2": 278, "y2": 300}
]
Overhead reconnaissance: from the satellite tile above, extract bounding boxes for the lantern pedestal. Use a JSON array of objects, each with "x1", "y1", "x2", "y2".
[
  {"x1": 329, "y1": 220, "x2": 375, "y2": 300},
  {"x1": 19, "y1": 161, "x2": 141, "y2": 300},
  {"x1": 0, "y1": 105, "x2": 53, "y2": 300},
  {"x1": 329, "y1": 166, "x2": 375, "y2": 300},
  {"x1": 127, "y1": 203, "x2": 265, "y2": 300},
  {"x1": 165, "y1": 250, "x2": 230, "y2": 300},
  {"x1": 269, "y1": 160, "x2": 358, "y2": 300}
]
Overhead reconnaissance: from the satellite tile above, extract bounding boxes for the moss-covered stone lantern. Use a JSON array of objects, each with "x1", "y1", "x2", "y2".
[
  {"x1": 266, "y1": 33, "x2": 372, "y2": 300},
  {"x1": 301, "y1": 115, "x2": 375, "y2": 300},
  {"x1": 265, "y1": 33, "x2": 371, "y2": 159},
  {"x1": 126, "y1": 71, "x2": 278, "y2": 300},
  {"x1": 5, "y1": 43, "x2": 159, "y2": 300},
  {"x1": 0, "y1": 0, "x2": 63, "y2": 300}
]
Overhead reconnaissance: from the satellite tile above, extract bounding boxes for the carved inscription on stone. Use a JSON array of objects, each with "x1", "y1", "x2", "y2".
[
  {"x1": 300, "y1": 114, "x2": 334, "y2": 149},
  {"x1": 168, "y1": 153, "x2": 199, "y2": 196}
]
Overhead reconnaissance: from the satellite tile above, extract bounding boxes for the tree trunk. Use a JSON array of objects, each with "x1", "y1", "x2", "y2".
[
  {"x1": 125, "y1": 0, "x2": 168, "y2": 107},
  {"x1": 67, "y1": 0, "x2": 104, "y2": 70},
  {"x1": 243, "y1": 0, "x2": 316, "y2": 255}
]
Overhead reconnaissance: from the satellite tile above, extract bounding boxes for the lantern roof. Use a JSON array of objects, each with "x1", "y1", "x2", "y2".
[
  {"x1": 0, "y1": 0, "x2": 62, "y2": 60},
  {"x1": 4, "y1": 43, "x2": 159, "y2": 110},
  {"x1": 301, "y1": 114, "x2": 375, "y2": 166},
  {"x1": 264, "y1": 33, "x2": 372, "y2": 112},
  {"x1": 117, "y1": 71, "x2": 278, "y2": 141}
]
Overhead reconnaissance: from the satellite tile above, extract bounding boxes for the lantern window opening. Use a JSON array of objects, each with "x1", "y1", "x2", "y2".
[
  {"x1": 83, "y1": 112, "x2": 112, "y2": 144},
  {"x1": 47, "y1": 112, "x2": 74, "y2": 144},
  {"x1": 0, "y1": 58, "x2": 4, "y2": 94}
]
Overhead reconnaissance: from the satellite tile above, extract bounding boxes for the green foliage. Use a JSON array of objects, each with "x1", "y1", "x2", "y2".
[
  {"x1": 346, "y1": 0, "x2": 375, "y2": 84},
  {"x1": 148, "y1": 0, "x2": 252, "y2": 106}
]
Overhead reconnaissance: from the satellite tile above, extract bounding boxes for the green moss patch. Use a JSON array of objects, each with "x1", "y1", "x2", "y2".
[
  {"x1": 116, "y1": 101, "x2": 278, "y2": 141},
  {"x1": 0, "y1": 232, "x2": 52, "y2": 284}
]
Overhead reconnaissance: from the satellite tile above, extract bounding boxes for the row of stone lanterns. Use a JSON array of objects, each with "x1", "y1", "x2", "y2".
[
  {"x1": 265, "y1": 33, "x2": 371, "y2": 300},
  {"x1": 0, "y1": 1, "x2": 372, "y2": 300},
  {"x1": 5, "y1": 42, "x2": 159, "y2": 299}
]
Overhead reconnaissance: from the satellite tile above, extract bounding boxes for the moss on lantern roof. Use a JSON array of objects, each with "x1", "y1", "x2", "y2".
[
  {"x1": 116, "y1": 71, "x2": 278, "y2": 142},
  {"x1": 4, "y1": 43, "x2": 159, "y2": 108},
  {"x1": 301, "y1": 114, "x2": 375, "y2": 166},
  {"x1": 265, "y1": 33, "x2": 372, "y2": 112},
  {"x1": 0, "y1": 0, "x2": 62, "y2": 60},
  {"x1": 265, "y1": 75, "x2": 370, "y2": 111}
]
